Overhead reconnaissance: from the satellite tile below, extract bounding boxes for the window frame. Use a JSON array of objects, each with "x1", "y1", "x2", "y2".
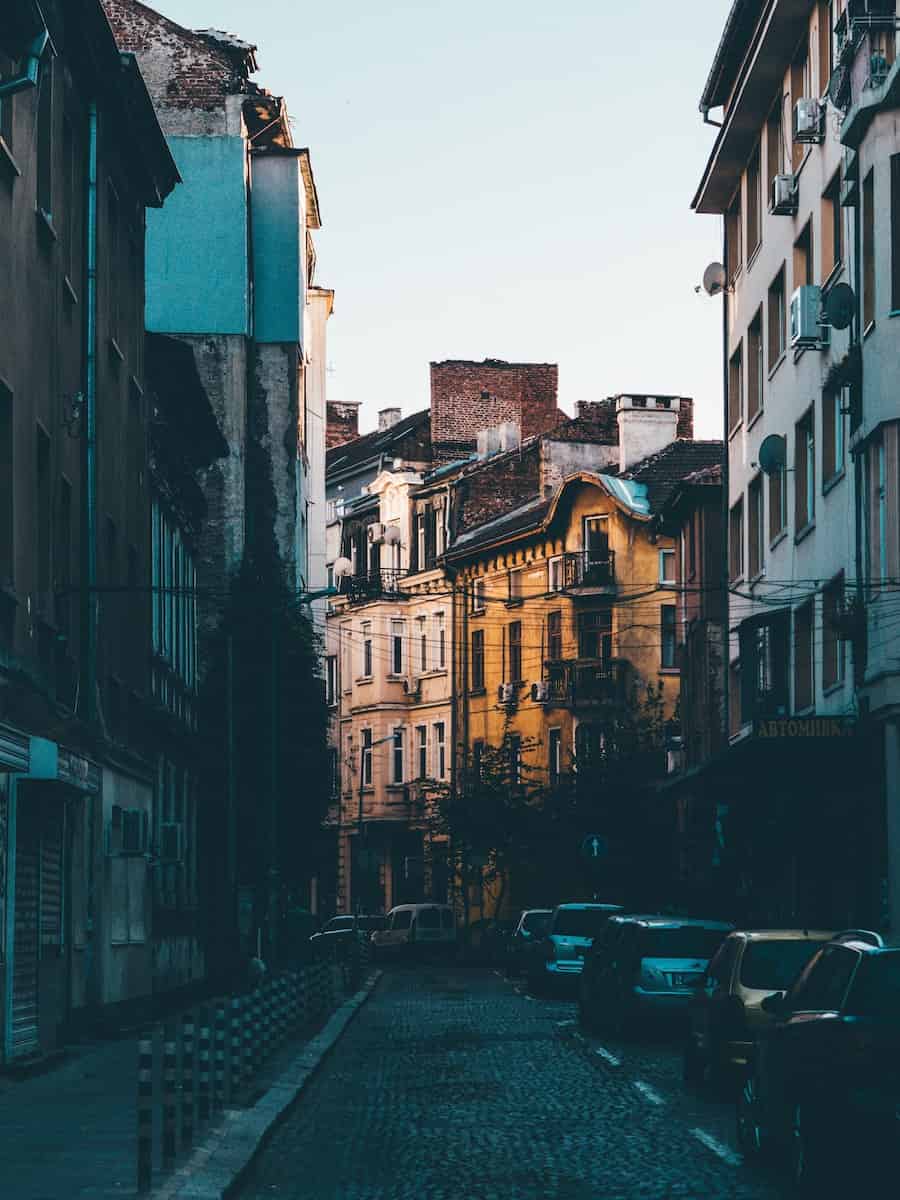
[
  {"x1": 471, "y1": 628, "x2": 485, "y2": 692},
  {"x1": 392, "y1": 727, "x2": 405, "y2": 785},
  {"x1": 746, "y1": 145, "x2": 762, "y2": 261},
  {"x1": 508, "y1": 620, "x2": 523, "y2": 684},
  {"x1": 729, "y1": 499, "x2": 744, "y2": 584},
  {"x1": 795, "y1": 409, "x2": 816, "y2": 534},
  {"x1": 748, "y1": 474, "x2": 765, "y2": 580},
  {"x1": 747, "y1": 308, "x2": 764, "y2": 422},
  {"x1": 767, "y1": 264, "x2": 787, "y2": 372},
  {"x1": 728, "y1": 342, "x2": 743, "y2": 434},
  {"x1": 822, "y1": 573, "x2": 845, "y2": 692},
  {"x1": 660, "y1": 605, "x2": 678, "y2": 670},
  {"x1": 793, "y1": 599, "x2": 815, "y2": 713}
]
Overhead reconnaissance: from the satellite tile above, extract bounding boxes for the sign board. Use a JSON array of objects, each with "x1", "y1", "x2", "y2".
[
  {"x1": 754, "y1": 717, "x2": 856, "y2": 740},
  {"x1": 580, "y1": 834, "x2": 608, "y2": 862}
]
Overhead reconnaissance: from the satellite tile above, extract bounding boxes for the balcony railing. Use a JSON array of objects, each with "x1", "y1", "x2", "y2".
[
  {"x1": 339, "y1": 569, "x2": 406, "y2": 604},
  {"x1": 546, "y1": 659, "x2": 629, "y2": 708},
  {"x1": 561, "y1": 550, "x2": 616, "y2": 591}
]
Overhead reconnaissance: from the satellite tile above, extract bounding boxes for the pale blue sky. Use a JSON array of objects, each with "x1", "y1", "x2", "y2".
[{"x1": 159, "y1": 1, "x2": 728, "y2": 437}]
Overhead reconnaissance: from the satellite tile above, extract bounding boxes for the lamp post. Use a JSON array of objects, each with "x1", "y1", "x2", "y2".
[{"x1": 356, "y1": 731, "x2": 396, "y2": 916}]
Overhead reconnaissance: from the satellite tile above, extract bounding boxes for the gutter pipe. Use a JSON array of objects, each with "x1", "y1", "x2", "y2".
[{"x1": 83, "y1": 102, "x2": 98, "y2": 722}]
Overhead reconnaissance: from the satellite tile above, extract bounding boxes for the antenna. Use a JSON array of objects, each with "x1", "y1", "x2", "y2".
[{"x1": 701, "y1": 262, "x2": 728, "y2": 297}]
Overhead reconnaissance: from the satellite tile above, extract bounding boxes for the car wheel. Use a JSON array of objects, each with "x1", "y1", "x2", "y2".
[{"x1": 736, "y1": 1073, "x2": 768, "y2": 1161}]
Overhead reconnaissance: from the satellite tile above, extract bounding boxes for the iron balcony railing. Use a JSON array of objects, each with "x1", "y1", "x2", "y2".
[
  {"x1": 561, "y1": 550, "x2": 616, "y2": 590},
  {"x1": 339, "y1": 569, "x2": 406, "y2": 604},
  {"x1": 546, "y1": 659, "x2": 628, "y2": 708}
]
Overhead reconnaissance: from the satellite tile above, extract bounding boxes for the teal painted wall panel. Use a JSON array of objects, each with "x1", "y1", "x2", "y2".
[
  {"x1": 251, "y1": 154, "x2": 304, "y2": 344},
  {"x1": 146, "y1": 136, "x2": 250, "y2": 335}
]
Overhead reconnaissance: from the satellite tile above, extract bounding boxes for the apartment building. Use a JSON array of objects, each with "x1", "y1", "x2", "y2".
[{"x1": 693, "y1": 0, "x2": 899, "y2": 928}]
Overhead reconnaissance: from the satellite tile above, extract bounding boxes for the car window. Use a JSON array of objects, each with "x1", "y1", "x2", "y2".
[
  {"x1": 706, "y1": 936, "x2": 739, "y2": 985},
  {"x1": 391, "y1": 910, "x2": 412, "y2": 930},
  {"x1": 553, "y1": 908, "x2": 617, "y2": 937},
  {"x1": 417, "y1": 907, "x2": 441, "y2": 929},
  {"x1": 789, "y1": 945, "x2": 858, "y2": 1011},
  {"x1": 441, "y1": 908, "x2": 454, "y2": 930},
  {"x1": 740, "y1": 940, "x2": 825, "y2": 991},
  {"x1": 843, "y1": 951, "x2": 900, "y2": 1019},
  {"x1": 327, "y1": 917, "x2": 355, "y2": 933},
  {"x1": 639, "y1": 926, "x2": 729, "y2": 959},
  {"x1": 522, "y1": 912, "x2": 550, "y2": 934}
]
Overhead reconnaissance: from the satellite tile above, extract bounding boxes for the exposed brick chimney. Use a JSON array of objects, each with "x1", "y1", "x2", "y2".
[
  {"x1": 378, "y1": 407, "x2": 402, "y2": 431},
  {"x1": 429, "y1": 359, "x2": 559, "y2": 461},
  {"x1": 616, "y1": 395, "x2": 682, "y2": 471},
  {"x1": 326, "y1": 400, "x2": 361, "y2": 450}
]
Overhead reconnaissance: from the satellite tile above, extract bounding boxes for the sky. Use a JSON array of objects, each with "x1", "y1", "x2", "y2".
[{"x1": 160, "y1": 1, "x2": 729, "y2": 438}]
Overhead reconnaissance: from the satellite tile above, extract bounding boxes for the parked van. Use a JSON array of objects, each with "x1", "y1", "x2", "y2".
[{"x1": 371, "y1": 903, "x2": 456, "y2": 959}]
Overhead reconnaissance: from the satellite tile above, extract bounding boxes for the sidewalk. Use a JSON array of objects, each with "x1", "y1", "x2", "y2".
[{"x1": 0, "y1": 970, "x2": 379, "y2": 1200}]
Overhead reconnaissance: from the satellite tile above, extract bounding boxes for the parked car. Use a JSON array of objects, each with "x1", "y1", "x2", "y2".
[
  {"x1": 466, "y1": 917, "x2": 516, "y2": 965},
  {"x1": 526, "y1": 902, "x2": 623, "y2": 994},
  {"x1": 683, "y1": 929, "x2": 834, "y2": 1090},
  {"x1": 736, "y1": 930, "x2": 899, "y2": 1197},
  {"x1": 579, "y1": 914, "x2": 734, "y2": 1034},
  {"x1": 505, "y1": 909, "x2": 553, "y2": 977},
  {"x1": 370, "y1": 903, "x2": 456, "y2": 960},
  {"x1": 309, "y1": 914, "x2": 387, "y2": 959}
]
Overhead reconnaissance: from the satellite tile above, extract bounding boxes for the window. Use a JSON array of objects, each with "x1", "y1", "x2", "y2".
[
  {"x1": 794, "y1": 601, "x2": 814, "y2": 712},
  {"x1": 768, "y1": 464, "x2": 787, "y2": 543},
  {"x1": 548, "y1": 727, "x2": 561, "y2": 786},
  {"x1": 471, "y1": 628, "x2": 485, "y2": 691},
  {"x1": 340, "y1": 624, "x2": 352, "y2": 691},
  {"x1": 766, "y1": 95, "x2": 785, "y2": 197},
  {"x1": 434, "y1": 722, "x2": 446, "y2": 779},
  {"x1": 508, "y1": 621, "x2": 522, "y2": 683},
  {"x1": 435, "y1": 612, "x2": 446, "y2": 669},
  {"x1": 578, "y1": 610, "x2": 612, "y2": 660},
  {"x1": 471, "y1": 577, "x2": 485, "y2": 613},
  {"x1": 728, "y1": 344, "x2": 743, "y2": 432},
  {"x1": 748, "y1": 475, "x2": 764, "y2": 579},
  {"x1": 548, "y1": 556, "x2": 564, "y2": 592},
  {"x1": 389, "y1": 619, "x2": 403, "y2": 676},
  {"x1": 417, "y1": 616, "x2": 427, "y2": 673},
  {"x1": 863, "y1": 169, "x2": 875, "y2": 328},
  {"x1": 747, "y1": 146, "x2": 762, "y2": 259},
  {"x1": 795, "y1": 410, "x2": 815, "y2": 531},
  {"x1": 793, "y1": 222, "x2": 813, "y2": 289},
  {"x1": 0, "y1": 384, "x2": 12, "y2": 585},
  {"x1": 892, "y1": 155, "x2": 900, "y2": 310},
  {"x1": 748, "y1": 309, "x2": 763, "y2": 421},
  {"x1": 822, "y1": 172, "x2": 843, "y2": 279},
  {"x1": 37, "y1": 57, "x2": 52, "y2": 218},
  {"x1": 863, "y1": 433, "x2": 891, "y2": 594},
  {"x1": 660, "y1": 606, "x2": 677, "y2": 669},
  {"x1": 507, "y1": 568, "x2": 524, "y2": 606},
  {"x1": 768, "y1": 266, "x2": 786, "y2": 370},
  {"x1": 415, "y1": 513, "x2": 426, "y2": 571},
  {"x1": 822, "y1": 387, "x2": 845, "y2": 485},
  {"x1": 822, "y1": 574, "x2": 845, "y2": 691},
  {"x1": 726, "y1": 191, "x2": 743, "y2": 279},
  {"x1": 729, "y1": 499, "x2": 744, "y2": 583},
  {"x1": 326, "y1": 655, "x2": 337, "y2": 705},
  {"x1": 659, "y1": 548, "x2": 676, "y2": 585},
  {"x1": 739, "y1": 610, "x2": 790, "y2": 721},
  {"x1": 416, "y1": 726, "x2": 427, "y2": 779},
  {"x1": 36, "y1": 426, "x2": 50, "y2": 596},
  {"x1": 362, "y1": 729, "x2": 373, "y2": 786},
  {"x1": 392, "y1": 728, "x2": 404, "y2": 785},
  {"x1": 361, "y1": 622, "x2": 372, "y2": 678},
  {"x1": 508, "y1": 735, "x2": 522, "y2": 785},
  {"x1": 817, "y1": 1, "x2": 832, "y2": 95},
  {"x1": 547, "y1": 609, "x2": 562, "y2": 661}
]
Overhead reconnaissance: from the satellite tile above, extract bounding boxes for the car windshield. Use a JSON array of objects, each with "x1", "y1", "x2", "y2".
[
  {"x1": 740, "y1": 939, "x2": 824, "y2": 990},
  {"x1": 416, "y1": 907, "x2": 441, "y2": 929},
  {"x1": 845, "y1": 952, "x2": 900, "y2": 1019},
  {"x1": 639, "y1": 926, "x2": 728, "y2": 959},
  {"x1": 522, "y1": 912, "x2": 551, "y2": 934},
  {"x1": 327, "y1": 917, "x2": 355, "y2": 932},
  {"x1": 553, "y1": 909, "x2": 615, "y2": 937}
]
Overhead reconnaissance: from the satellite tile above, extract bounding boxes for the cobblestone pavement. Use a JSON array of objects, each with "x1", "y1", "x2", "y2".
[{"x1": 239, "y1": 965, "x2": 787, "y2": 1200}]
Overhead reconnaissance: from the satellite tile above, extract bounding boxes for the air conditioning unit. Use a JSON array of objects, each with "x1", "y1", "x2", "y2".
[
  {"x1": 770, "y1": 174, "x2": 798, "y2": 216},
  {"x1": 790, "y1": 285, "x2": 827, "y2": 349},
  {"x1": 531, "y1": 681, "x2": 550, "y2": 703},
  {"x1": 367, "y1": 523, "x2": 385, "y2": 545},
  {"x1": 114, "y1": 807, "x2": 149, "y2": 856},
  {"x1": 794, "y1": 98, "x2": 824, "y2": 144},
  {"x1": 159, "y1": 822, "x2": 184, "y2": 864},
  {"x1": 497, "y1": 682, "x2": 516, "y2": 705}
]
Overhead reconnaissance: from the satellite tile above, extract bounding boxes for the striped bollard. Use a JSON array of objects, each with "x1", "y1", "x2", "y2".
[
  {"x1": 243, "y1": 990, "x2": 256, "y2": 1081},
  {"x1": 136, "y1": 1032, "x2": 154, "y2": 1192},
  {"x1": 162, "y1": 1023, "x2": 177, "y2": 1171},
  {"x1": 251, "y1": 988, "x2": 263, "y2": 1074},
  {"x1": 277, "y1": 977, "x2": 287, "y2": 1043},
  {"x1": 181, "y1": 1015, "x2": 195, "y2": 1151},
  {"x1": 230, "y1": 997, "x2": 244, "y2": 1097},
  {"x1": 198, "y1": 1009, "x2": 211, "y2": 1123},
  {"x1": 214, "y1": 1002, "x2": 227, "y2": 1110}
]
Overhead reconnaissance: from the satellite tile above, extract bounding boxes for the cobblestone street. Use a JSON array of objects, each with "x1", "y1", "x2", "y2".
[{"x1": 239, "y1": 966, "x2": 786, "y2": 1200}]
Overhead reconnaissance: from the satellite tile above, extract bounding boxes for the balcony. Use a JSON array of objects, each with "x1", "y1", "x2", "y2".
[
  {"x1": 339, "y1": 569, "x2": 406, "y2": 605},
  {"x1": 560, "y1": 550, "x2": 616, "y2": 595},
  {"x1": 546, "y1": 659, "x2": 629, "y2": 709}
]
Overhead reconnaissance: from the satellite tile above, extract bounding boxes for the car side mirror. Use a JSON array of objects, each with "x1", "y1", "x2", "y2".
[{"x1": 761, "y1": 990, "x2": 786, "y2": 1015}]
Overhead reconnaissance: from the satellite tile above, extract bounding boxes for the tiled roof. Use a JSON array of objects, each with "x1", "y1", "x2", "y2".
[
  {"x1": 620, "y1": 441, "x2": 724, "y2": 511},
  {"x1": 325, "y1": 410, "x2": 430, "y2": 478},
  {"x1": 447, "y1": 497, "x2": 553, "y2": 558}
]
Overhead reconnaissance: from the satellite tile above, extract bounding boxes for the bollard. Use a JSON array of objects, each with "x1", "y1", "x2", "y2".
[
  {"x1": 214, "y1": 1002, "x2": 227, "y2": 1110},
  {"x1": 181, "y1": 1014, "x2": 195, "y2": 1151},
  {"x1": 251, "y1": 987, "x2": 263, "y2": 1075},
  {"x1": 136, "y1": 1032, "x2": 154, "y2": 1192},
  {"x1": 198, "y1": 1009, "x2": 211, "y2": 1123},
  {"x1": 162, "y1": 1023, "x2": 177, "y2": 1171},
  {"x1": 243, "y1": 989, "x2": 256, "y2": 1081},
  {"x1": 230, "y1": 997, "x2": 244, "y2": 1097},
  {"x1": 297, "y1": 968, "x2": 308, "y2": 1029}
]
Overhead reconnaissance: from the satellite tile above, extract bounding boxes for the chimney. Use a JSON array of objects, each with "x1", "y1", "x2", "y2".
[
  {"x1": 616, "y1": 395, "x2": 680, "y2": 472},
  {"x1": 326, "y1": 400, "x2": 361, "y2": 450},
  {"x1": 378, "y1": 407, "x2": 402, "y2": 432}
]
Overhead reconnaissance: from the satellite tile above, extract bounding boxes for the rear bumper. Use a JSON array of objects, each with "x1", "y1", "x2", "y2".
[{"x1": 633, "y1": 988, "x2": 693, "y2": 1015}]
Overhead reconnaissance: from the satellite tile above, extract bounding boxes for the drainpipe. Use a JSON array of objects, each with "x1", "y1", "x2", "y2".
[
  {"x1": 83, "y1": 103, "x2": 98, "y2": 723},
  {"x1": 0, "y1": 28, "x2": 49, "y2": 98}
]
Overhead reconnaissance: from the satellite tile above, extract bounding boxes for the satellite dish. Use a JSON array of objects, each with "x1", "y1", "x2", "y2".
[
  {"x1": 758, "y1": 434, "x2": 787, "y2": 476},
  {"x1": 702, "y1": 262, "x2": 728, "y2": 297},
  {"x1": 823, "y1": 282, "x2": 855, "y2": 331},
  {"x1": 333, "y1": 556, "x2": 353, "y2": 578},
  {"x1": 383, "y1": 525, "x2": 401, "y2": 546}
]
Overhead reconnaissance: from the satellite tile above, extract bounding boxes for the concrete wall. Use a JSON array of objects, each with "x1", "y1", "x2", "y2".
[
  {"x1": 306, "y1": 288, "x2": 334, "y2": 625},
  {"x1": 253, "y1": 342, "x2": 302, "y2": 584}
]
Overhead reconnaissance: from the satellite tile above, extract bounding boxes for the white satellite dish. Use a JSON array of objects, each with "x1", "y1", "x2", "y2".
[
  {"x1": 333, "y1": 556, "x2": 353, "y2": 578},
  {"x1": 702, "y1": 262, "x2": 728, "y2": 297}
]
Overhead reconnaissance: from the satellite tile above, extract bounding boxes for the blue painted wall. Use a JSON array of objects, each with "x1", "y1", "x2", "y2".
[
  {"x1": 250, "y1": 154, "x2": 305, "y2": 345},
  {"x1": 146, "y1": 136, "x2": 250, "y2": 335}
]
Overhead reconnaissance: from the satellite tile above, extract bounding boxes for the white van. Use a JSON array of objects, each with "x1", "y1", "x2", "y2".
[{"x1": 371, "y1": 903, "x2": 456, "y2": 958}]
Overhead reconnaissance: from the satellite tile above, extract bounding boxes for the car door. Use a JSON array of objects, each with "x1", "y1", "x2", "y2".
[{"x1": 697, "y1": 935, "x2": 740, "y2": 1051}]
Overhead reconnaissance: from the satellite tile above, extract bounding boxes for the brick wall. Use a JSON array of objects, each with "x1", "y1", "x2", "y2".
[
  {"x1": 451, "y1": 443, "x2": 542, "y2": 536},
  {"x1": 567, "y1": 397, "x2": 694, "y2": 443},
  {"x1": 325, "y1": 401, "x2": 360, "y2": 450},
  {"x1": 430, "y1": 360, "x2": 559, "y2": 459}
]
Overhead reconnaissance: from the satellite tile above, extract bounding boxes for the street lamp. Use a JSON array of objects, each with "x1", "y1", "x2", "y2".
[{"x1": 356, "y1": 731, "x2": 396, "y2": 916}]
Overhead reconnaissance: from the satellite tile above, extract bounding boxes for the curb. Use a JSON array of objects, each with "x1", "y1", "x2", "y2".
[{"x1": 153, "y1": 970, "x2": 382, "y2": 1200}]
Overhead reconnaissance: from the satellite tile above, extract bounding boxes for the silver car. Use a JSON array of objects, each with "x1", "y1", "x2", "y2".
[{"x1": 527, "y1": 902, "x2": 623, "y2": 993}]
